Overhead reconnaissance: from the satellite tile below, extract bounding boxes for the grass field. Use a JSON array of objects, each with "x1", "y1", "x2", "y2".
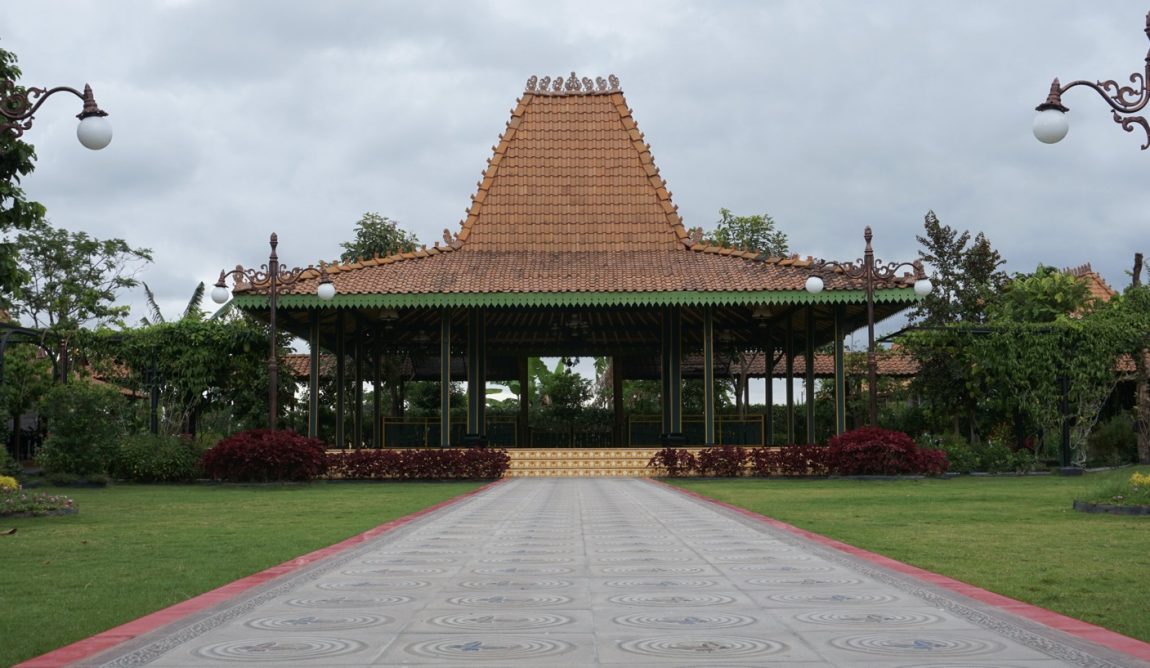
[
  {"x1": 668, "y1": 467, "x2": 1150, "y2": 643},
  {"x1": 0, "y1": 481, "x2": 485, "y2": 667}
]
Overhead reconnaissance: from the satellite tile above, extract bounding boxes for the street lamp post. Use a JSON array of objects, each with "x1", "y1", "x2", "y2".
[
  {"x1": 804, "y1": 226, "x2": 932, "y2": 426},
  {"x1": 1033, "y1": 10, "x2": 1150, "y2": 149},
  {"x1": 1, "y1": 81, "x2": 112, "y2": 149},
  {"x1": 212, "y1": 233, "x2": 336, "y2": 431}
]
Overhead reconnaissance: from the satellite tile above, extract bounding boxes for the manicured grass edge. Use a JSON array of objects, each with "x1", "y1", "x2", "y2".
[
  {"x1": 15, "y1": 479, "x2": 506, "y2": 668},
  {"x1": 654, "y1": 479, "x2": 1150, "y2": 663}
]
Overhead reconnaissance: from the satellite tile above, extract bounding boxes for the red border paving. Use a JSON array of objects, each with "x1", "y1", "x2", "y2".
[
  {"x1": 16, "y1": 480, "x2": 505, "y2": 668},
  {"x1": 661, "y1": 480, "x2": 1150, "y2": 663}
]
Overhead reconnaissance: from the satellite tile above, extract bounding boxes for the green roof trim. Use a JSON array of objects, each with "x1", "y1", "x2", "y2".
[{"x1": 232, "y1": 288, "x2": 919, "y2": 310}]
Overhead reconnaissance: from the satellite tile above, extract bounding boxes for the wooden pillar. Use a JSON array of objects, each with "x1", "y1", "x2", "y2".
[
  {"x1": 805, "y1": 308, "x2": 816, "y2": 445},
  {"x1": 335, "y1": 311, "x2": 345, "y2": 449},
  {"x1": 372, "y1": 327, "x2": 382, "y2": 449},
  {"x1": 518, "y1": 356, "x2": 530, "y2": 447},
  {"x1": 466, "y1": 309, "x2": 487, "y2": 443},
  {"x1": 353, "y1": 319, "x2": 364, "y2": 449},
  {"x1": 703, "y1": 307, "x2": 716, "y2": 446},
  {"x1": 660, "y1": 313, "x2": 672, "y2": 435},
  {"x1": 308, "y1": 310, "x2": 320, "y2": 439},
  {"x1": 834, "y1": 305, "x2": 847, "y2": 435},
  {"x1": 785, "y1": 318, "x2": 795, "y2": 444},
  {"x1": 440, "y1": 311, "x2": 452, "y2": 447},
  {"x1": 764, "y1": 341, "x2": 774, "y2": 445},
  {"x1": 612, "y1": 357, "x2": 625, "y2": 445}
]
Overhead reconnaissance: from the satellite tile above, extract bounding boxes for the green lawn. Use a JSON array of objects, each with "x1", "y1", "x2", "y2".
[
  {"x1": 668, "y1": 467, "x2": 1150, "y2": 643},
  {"x1": 0, "y1": 481, "x2": 485, "y2": 667}
]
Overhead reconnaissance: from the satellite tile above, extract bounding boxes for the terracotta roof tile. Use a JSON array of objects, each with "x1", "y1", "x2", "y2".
[{"x1": 257, "y1": 74, "x2": 914, "y2": 298}]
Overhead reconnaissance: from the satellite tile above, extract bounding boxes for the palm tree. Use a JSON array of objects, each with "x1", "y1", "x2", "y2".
[{"x1": 139, "y1": 282, "x2": 206, "y2": 325}]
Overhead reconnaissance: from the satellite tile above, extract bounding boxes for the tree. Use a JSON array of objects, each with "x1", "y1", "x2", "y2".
[
  {"x1": 910, "y1": 210, "x2": 1006, "y2": 325},
  {"x1": 0, "y1": 47, "x2": 47, "y2": 302},
  {"x1": 706, "y1": 208, "x2": 789, "y2": 256},
  {"x1": 12, "y1": 219, "x2": 152, "y2": 332},
  {"x1": 988, "y1": 265, "x2": 1091, "y2": 323},
  {"x1": 339, "y1": 212, "x2": 419, "y2": 262},
  {"x1": 139, "y1": 281, "x2": 206, "y2": 326}
]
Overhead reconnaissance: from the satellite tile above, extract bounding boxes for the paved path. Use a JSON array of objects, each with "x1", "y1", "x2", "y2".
[{"x1": 71, "y1": 479, "x2": 1147, "y2": 666}]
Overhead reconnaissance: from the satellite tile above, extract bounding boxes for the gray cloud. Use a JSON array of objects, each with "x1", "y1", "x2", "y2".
[{"x1": 3, "y1": 0, "x2": 1148, "y2": 330}]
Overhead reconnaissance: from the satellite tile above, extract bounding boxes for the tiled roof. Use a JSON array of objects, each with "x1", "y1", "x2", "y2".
[
  {"x1": 243, "y1": 74, "x2": 915, "y2": 299},
  {"x1": 1064, "y1": 263, "x2": 1118, "y2": 302}
]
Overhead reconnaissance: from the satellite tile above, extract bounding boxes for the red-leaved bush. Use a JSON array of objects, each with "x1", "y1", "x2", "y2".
[
  {"x1": 326, "y1": 448, "x2": 510, "y2": 480},
  {"x1": 823, "y1": 427, "x2": 948, "y2": 476},
  {"x1": 748, "y1": 445, "x2": 829, "y2": 477},
  {"x1": 201, "y1": 429, "x2": 328, "y2": 482},
  {"x1": 696, "y1": 446, "x2": 748, "y2": 477},
  {"x1": 647, "y1": 447, "x2": 697, "y2": 477}
]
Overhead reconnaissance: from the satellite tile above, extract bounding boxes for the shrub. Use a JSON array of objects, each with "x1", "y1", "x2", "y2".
[
  {"x1": 748, "y1": 445, "x2": 828, "y2": 476},
  {"x1": 201, "y1": 429, "x2": 328, "y2": 482},
  {"x1": 37, "y1": 382, "x2": 127, "y2": 476},
  {"x1": 0, "y1": 449, "x2": 21, "y2": 479},
  {"x1": 112, "y1": 434, "x2": 205, "y2": 483},
  {"x1": 325, "y1": 448, "x2": 510, "y2": 480},
  {"x1": 696, "y1": 446, "x2": 748, "y2": 477},
  {"x1": 1087, "y1": 413, "x2": 1137, "y2": 467},
  {"x1": 977, "y1": 441, "x2": 1015, "y2": 473},
  {"x1": 0, "y1": 475, "x2": 19, "y2": 492},
  {"x1": 647, "y1": 448, "x2": 697, "y2": 477},
  {"x1": 824, "y1": 427, "x2": 948, "y2": 476},
  {"x1": 930, "y1": 433, "x2": 980, "y2": 474}
]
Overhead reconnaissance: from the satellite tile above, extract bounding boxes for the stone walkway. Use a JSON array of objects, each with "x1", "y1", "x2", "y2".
[{"x1": 64, "y1": 479, "x2": 1148, "y2": 666}]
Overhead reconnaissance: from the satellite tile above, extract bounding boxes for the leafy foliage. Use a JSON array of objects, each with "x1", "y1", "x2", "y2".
[
  {"x1": 0, "y1": 47, "x2": 46, "y2": 301},
  {"x1": 36, "y1": 381, "x2": 127, "y2": 476},
  {"x1": 646, "y1": 447, "x2": 697, "y2": 477},
  {"x1": 910, "y1": 210, "x2": 1006, "y2": 325},
  {"x1": 83, "y1": 317, "x2": 288, "y2": 434},
  {"x1": 706, "y1": 208, "x2": 789, "y2": 256},
  {"x1": 748, "y1": 445, "x2": 829, "y2": 476},
  {"x1": 696, "y1": 445, "x2": 749, "y2": 477},
  {"x1": 201, "y1": 430, "x2": 328, "y2": 482},
  {"x1": 823, "y1": 427, "x2": 948, "y2": 476},
  {"x1": 11, "y1": 219, "x2": 152, "y2": 332},
  {"x1": 339, "y1": 212, "x2": 419, "y2": 263},
  {"x1": 111, "y1": 434, "x2": 206, "y2": 482},
  {"x1": 989, "y1": 265, "x2": 1091, "y2": 323},
  {"x1": 325, "y1": 448, "x2": 510, "y2": 480}
]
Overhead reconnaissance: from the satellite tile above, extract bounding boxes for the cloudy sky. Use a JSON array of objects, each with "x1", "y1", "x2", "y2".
[{"x1": 3, "y1": 0, "x2": 1149, "y2": 326}]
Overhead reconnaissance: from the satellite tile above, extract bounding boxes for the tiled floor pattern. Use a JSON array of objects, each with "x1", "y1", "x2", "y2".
[{"x1": 82, "y1": 479, "x2": 1146, "y2": 667}]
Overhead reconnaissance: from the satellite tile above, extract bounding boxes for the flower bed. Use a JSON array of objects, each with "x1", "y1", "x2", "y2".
[{"x1": 1, "y1": 488, "x2": 77, "y2": 518}]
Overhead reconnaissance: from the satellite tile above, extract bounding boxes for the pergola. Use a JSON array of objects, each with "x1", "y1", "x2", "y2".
[{"x1": 232, "y1": 73, "x2": 922, "y2": 448}]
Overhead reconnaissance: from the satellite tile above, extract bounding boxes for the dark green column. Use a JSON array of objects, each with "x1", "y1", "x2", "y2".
[
  {"x1": 805, "y1": 308, "x2": 816, "y2": 445},
  {"x1": 834, "y1": 305, "x2": 847, "y2": 435},
  {"x1": 518, "y1": 356, "x2": 530, "y2": 447},
  {"x1": 440, "y1": 311, "x2": 452, "y2": 447},
  {"x1": 335, "y1": 311, "x2": 345, "y2": 449},
  {"x1": 785, "y1": 319, "x2": 795, "y2": 444},
  {"x1": 764, "y1": 341, "x2": 774, "y2": 445},
  {"x1": 703, "y1": 307, "x2": 716, "y2": 446},
  {"x1": 308, "y1": 310, "x2": 320, "y2": 439},
  {"x1": 466, "y1": 309, "x2": 487, "y2": 444},
  {"x1": 353, "y1": 319, "x2": 363, "y2": 449},
  {"x1": 612, "y1": 357, "x2": 625, "y2": 445},
  {"x1": 372, "y1": 327, "x2": 382, "y2": 449}
]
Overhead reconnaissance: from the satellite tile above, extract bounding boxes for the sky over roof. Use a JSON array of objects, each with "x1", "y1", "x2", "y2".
[{"x1": 3, "y1": 0, "x2": 1148, "y2": 326}]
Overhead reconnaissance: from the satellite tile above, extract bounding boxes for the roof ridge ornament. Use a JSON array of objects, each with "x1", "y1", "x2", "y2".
[{"x1": 525, "y1": 72, "x2": 620, "y2": 96}]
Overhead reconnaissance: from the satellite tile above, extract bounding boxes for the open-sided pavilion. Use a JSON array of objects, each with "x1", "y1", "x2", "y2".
[{"x1": 231, "y1": 73, "x2": 922, "y2": 449}]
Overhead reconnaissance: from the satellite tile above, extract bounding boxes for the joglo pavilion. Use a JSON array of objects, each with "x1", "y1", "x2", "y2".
[{"x1": 229, "y1": 73, "x2": 925, "y2": 452}]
